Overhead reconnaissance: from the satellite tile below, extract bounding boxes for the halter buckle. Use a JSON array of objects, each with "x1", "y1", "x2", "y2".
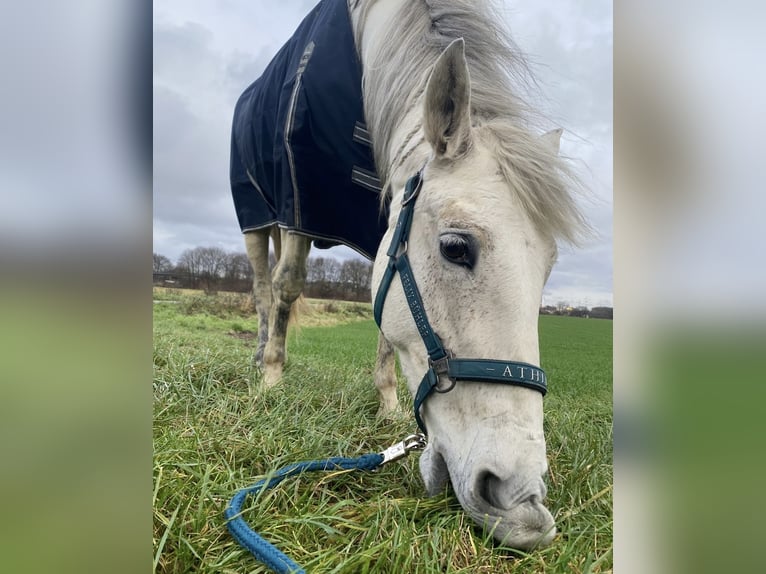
[{"x1": 429, "y1": 351, "x2": 456, "y2": 393}]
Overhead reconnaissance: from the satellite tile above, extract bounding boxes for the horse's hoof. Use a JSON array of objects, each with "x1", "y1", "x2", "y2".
[
  {"x1": 263, "y1": 364, "x2": 283, "y2": 388},
  {"x1": 376, "y1": 404, "x2": 405, "y2": 422}
]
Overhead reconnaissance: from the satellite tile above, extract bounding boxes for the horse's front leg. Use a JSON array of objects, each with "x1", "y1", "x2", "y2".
[
  {"x1": 374, "y1": 332, "x2": 399, "y2": 417},
  {"x1": 244, "y1": 228, "x2": 273, "y2": 366},
  {"x1": 262, "y1": 231, "x2": 311, "y2": 388}
]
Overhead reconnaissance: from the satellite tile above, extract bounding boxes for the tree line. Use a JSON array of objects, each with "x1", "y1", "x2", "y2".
[
  {"x1": 154, "y1": 246, "x2": 613, "y2": 315},
  {"x1": 153, "y1": 246, "x2": 374, "y2": 302},
  {"x1": 539, "y1": 304, "x2": 613, "y2": 319}
]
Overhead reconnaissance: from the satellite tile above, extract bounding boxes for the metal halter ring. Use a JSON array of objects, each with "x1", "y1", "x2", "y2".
[
  {"x1": 434, "y1": 377, "x2": 457, "y2": 394},
  {"x1": 429, "y1": 353, "x2": 457, "y2": 393}
]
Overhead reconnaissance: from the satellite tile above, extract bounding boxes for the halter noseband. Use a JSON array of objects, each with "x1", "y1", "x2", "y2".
[{"x1": 373, "y1": 171, "x2": 548, "y2": 434}]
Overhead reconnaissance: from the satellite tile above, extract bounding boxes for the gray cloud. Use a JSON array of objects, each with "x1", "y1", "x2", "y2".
[{"x1": 153, "y1": 20, "x2": 253, "y2": 259}]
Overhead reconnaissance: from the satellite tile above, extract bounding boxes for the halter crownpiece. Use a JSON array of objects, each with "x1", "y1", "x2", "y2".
[{"x1": 373, "y1": 171, "x2": 548, "y2": 434}]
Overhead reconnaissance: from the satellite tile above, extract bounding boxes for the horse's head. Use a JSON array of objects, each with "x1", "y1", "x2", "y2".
[{"x1": 372, "y1": 40, "x2": 578, "y2": 550}]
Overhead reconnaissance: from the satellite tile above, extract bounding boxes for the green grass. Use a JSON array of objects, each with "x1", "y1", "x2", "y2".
[{"x1": 153, "y1": 293, "x2": 612, "y2": 573}]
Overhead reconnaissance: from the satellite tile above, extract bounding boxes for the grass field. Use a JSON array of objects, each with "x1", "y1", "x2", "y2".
[{"x1": 153, "y1": 289, "x2": 612, "y2": 573}]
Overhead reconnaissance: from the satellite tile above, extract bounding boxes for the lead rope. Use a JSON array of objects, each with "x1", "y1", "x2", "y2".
[{"x1": 224, "y1": 434, "x2": 426, "y2": 573}]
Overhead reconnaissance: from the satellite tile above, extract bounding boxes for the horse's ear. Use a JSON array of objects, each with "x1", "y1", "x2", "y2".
[
  {"x1": 541, "y1": 128, "x2": 563, "y2": 155},
  {"x1": 424, "y1": 38, "x2": 472, "y2": 160}
]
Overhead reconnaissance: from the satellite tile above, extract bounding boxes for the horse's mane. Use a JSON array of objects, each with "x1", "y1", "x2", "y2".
[{"x1": 354, "y1": 0, "x2": 588, "y2": 244}]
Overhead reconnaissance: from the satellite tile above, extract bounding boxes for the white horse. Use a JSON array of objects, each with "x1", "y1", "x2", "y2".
[{"x1": 237, "y1": 0, "x2": 586, "y2": 550}]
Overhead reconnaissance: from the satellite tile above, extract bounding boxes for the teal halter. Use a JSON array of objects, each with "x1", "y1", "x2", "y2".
[{"x1": 373, "y1": 171, "x2": 548, "y2": 434}]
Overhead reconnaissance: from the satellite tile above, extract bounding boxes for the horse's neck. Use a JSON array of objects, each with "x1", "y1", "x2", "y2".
[{"x1": 350, "y1": 0, "x2": 431, "y2": 198}]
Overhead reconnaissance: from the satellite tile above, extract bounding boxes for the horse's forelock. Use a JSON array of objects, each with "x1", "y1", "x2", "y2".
[{"x1": 482, "y1": 121, "x2": 590, "y2": 246}]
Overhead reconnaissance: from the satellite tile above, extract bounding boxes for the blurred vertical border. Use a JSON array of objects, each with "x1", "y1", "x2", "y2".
[
  {"x1": 616, "y1": 2, "x2": 766, "y2": 573},
  {"x1": 0, "y1": 1, "x2": 151, "y2": 573}
]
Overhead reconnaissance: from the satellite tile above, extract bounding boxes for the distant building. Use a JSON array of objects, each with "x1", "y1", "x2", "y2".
[{"x1": 153, "y1": 271, "x2": 191, "y2": 286}]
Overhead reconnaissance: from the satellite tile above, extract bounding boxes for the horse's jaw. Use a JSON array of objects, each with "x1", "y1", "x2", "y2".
[{"x1": 417, "y1": 393, "x2": 556, "y2": 550}]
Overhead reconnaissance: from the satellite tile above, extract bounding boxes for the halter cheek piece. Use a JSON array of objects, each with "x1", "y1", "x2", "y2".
[{"x1": 373, "y1": 171, "x2": 548, "y2": 434}]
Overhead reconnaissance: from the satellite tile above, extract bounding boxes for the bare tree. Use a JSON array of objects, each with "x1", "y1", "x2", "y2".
[
  {"x1": 196, "y1": 247, "x2": 228, "y2": 278},
  {"x1": 197, "y1": 247, "x2": 228, "y2": 293},
  {"x1": 225, "y1": 252, "x2": 253, "y2": 280},
  {"x1": 222, "y1": 252, "x2": 253, "y2": 291},
  {"x1": 325, "y1": 258, "x2": 342, "y2": 285},
  {"x1": 153, "y1": 253, "x2": 173, "y2": 273},
  {"x1": 305, "y1": 256, "x2": 353, "y2": 299},
  {"x1": 340, "y1": 259, "x2": 373, "y2": 300},
  {"x1": 306, "y1": 257, "x2": 330, "y2": 297},
  {"x1": 306, "y1": 257, "x2": 328, "y2": 284},
  {"x1": 176, "y1": 246, "x2": 229, "y2": 292},
  {"x1": 177, "y1": 248, "x2": 202, "y2": 286}
]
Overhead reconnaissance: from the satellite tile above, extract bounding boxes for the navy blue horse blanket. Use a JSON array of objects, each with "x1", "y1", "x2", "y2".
[{"x1": 230, "y1": 0, "x2": 387, "y2": 260}]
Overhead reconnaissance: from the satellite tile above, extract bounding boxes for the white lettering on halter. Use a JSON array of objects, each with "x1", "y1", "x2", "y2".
[{"x1": 503, "y1": 365, "x2": 543, "y2": 382}]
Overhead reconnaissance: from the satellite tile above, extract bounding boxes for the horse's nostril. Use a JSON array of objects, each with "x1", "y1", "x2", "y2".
[
  {"x1": 477, "y1": 471, "x2": 503, "y2": 509},
  {"x1": 523, "y1": 493, "x2": 540, "y2": 506},
  {"x1": 476, "y1": 472, "x2": 541, "y2": 511}
]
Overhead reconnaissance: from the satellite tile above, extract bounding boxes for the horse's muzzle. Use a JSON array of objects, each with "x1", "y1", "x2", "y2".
[
  {"x1": 420, "y1": 442, "x2": 555, "y2": 550},
  {"x1": 466, "y1": 470, "x2": 556, "y2": 550}
]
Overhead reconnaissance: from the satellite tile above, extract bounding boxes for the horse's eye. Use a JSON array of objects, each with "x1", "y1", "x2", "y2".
[{"x1": 439, "y1": 233, "x2": 476, "y2": 269}]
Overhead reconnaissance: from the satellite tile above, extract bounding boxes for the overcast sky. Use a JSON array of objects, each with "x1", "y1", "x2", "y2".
[{"x1": 153, "y1": 0, "x2": 612, "y2": 307}]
